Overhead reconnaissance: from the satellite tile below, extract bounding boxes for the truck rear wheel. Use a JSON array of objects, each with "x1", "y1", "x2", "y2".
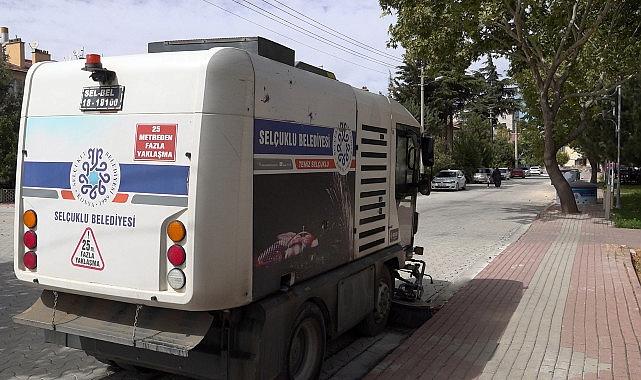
[
  {"x1": 357, "y1": 266, "x2": 392, "y2": 336},
  {"x1": 286, "y1": 303, "x2": 326, "y2": 380}
]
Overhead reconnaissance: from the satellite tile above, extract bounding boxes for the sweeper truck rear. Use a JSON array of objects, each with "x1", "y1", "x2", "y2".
[{"x1": 13, "y1": 37, "x2": 434, "y2": 379}]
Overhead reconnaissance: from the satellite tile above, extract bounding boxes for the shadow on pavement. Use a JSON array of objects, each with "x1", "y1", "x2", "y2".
[
  {"x1": 0, "y1": 261, "x2": 41, "y2": 328},
  {"x1": 372, "y1": 278, "x2": 523, "y2": 379},
  {"x1": 0, "y1": 261, "x2": 187, "y2": 380},
  {"x1": 499, "y1": 204, "x2": 549, "y2": 225}
]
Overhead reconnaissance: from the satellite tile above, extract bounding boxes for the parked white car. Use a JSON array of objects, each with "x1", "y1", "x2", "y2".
[
  {"x1": 499, "y1": 167, "x2": 511, "y2": 180},
  {"x1": 473, "y1": 168, "x2": 493, "y2": 183},
  {"x1": 529, "y1": 166, "x2": 542, "y2": 175},
  {"x1": 432, "y1": 169, "x2": 467, "y2": 191}
]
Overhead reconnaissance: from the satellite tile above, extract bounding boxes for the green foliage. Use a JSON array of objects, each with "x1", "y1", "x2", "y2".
[
  {"x1": 516, "y1": 119, "x2": 544, "y2": 166},
  {"x1": 381, "y1": 0, "x2": 641, "y2": 212},
  {"x1": 389, "y1": 58, "x2": 497, "y2": 141},
  {"x1": 466, "y1": 56, "x2": 518, "y2": 119},
  {"x1": 620, "y1": 78, "x2": 641, "y2": 166},
  {"x1": 390, "y1": 59, "x2": 422, "y2": 110},
  {"x1": 452, "y1": 131, "x2": 484, "y2": 180},
  {"x1": 0, "y1": 57, "x2": 21, "y2": 187},
  {"x1": 451, "y1": 113, "x2": 494, "y2": 178},
  {"x1": 432, "y1": 109, "x2": 516, "y2": 179},
  {"x1": 492, "y1": 139, "x2": 514, "y2": 167},
  {"x1": 432, "y1": 137, "x2": 455, "y2": 173},
  {"x1": 613, "y1": 186, "x2": 641, "y2": 229},
  {"x1": 556, "y1": 150, "x2": 570, "y2": 166},
  {"x1": 569, "y1": 77, "x2": 641, "y2": 168}
]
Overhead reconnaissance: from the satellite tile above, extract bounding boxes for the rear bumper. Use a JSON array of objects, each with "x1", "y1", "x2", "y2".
[
  {"x1": 18, "y1": 290, "x2": 257, "y2": 379},
  {"x1": 46, "y1": 330, "x2": 228, "y2": 380},
  {"x1": 13, "y1": 290, "x2": 213, "y2": 357}
]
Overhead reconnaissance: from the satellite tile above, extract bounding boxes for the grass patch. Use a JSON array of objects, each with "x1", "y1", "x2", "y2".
[{"x1": 613, "y1": 185, "x2": 641, "y2": 229}]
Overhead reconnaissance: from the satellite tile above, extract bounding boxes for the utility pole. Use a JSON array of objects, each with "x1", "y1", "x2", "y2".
[
  {"x1": 616, "y1": 84, "x2": 622, "y2": 209},
  {"x1": 489, "y1": 109, "x2": 494, "y2": 142},
  {"x1": 420, "y1": 65, "x2": 425, "y2": 176},
  {"x1": 420, "y1": 66, "x2": 425, "y2": 134},
  {"x1": 513, "y1": 114, "x2": 518, "y2": 167}
]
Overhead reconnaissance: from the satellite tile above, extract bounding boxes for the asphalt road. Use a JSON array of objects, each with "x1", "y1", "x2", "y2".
[
  {"x1": 415, "y1": 176, "x2": 556, "y2": 305},
  {"x1": 321, "y1": 176, "x2": 556, "y2": 379},
  {"x1": 0, "y1": 176, "x2": 555, "y2": 379}
]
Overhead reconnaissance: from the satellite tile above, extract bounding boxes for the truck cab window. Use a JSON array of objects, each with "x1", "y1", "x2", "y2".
[{"x1": 395, "y1": 124, "x2": 420, "y2": 199}]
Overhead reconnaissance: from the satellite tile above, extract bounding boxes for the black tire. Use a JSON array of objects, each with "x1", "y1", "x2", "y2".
[
  {"x1": 357, "y1": 266, "x2": 392, "y2": 336},
  {"x1": 419, "y1": 183, "x2": 430, "y2": 196},
  {"x1": 286, "y1": 303, "x2": 326, "y2": 380}
]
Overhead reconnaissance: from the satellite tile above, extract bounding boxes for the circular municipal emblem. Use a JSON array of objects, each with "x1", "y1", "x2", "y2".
[
  {"x1": 332, "y1": 124, "x2": 353, "y2": 176},
  {"x1": 70, "y1": 148, "x2": 120, "y2": 207}
]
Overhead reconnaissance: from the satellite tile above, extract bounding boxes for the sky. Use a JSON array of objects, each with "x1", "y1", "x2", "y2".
[{"x1": 2, "y1": 0, "x2": 508, "y2": 94}]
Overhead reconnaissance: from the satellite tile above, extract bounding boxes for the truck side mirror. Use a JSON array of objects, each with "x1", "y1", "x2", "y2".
[{"x1": 421, "y1": 136, "x2": 434, "y2": 168}]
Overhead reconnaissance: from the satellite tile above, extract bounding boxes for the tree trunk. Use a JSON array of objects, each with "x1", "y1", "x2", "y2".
[
  {"x1": 445, "y1": 114, "x2": 454, "y2": 153},
  {"x1": 587, "y1": 156, "x2": 599, "y2": 184},
  {"x1": 544, "y1": 144, "x2": 579, "y2": 213},
  {"x1": 540, "y1": 109, "x2": 579, "y2": 213},
  {"x1": 538, "y1": 88, "x2": 579, "y2": 214}
]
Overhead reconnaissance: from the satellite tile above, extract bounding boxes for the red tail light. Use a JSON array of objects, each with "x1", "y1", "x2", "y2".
[
  {"x1": 23, "y1": 231, "x2": 37, "y2": 249},
  {"x1": 167, "y1": 245, "x2": 186, "y2": 266},
  {"x1": 23, "y1": 251, "x2": 37, "y2": 269}
]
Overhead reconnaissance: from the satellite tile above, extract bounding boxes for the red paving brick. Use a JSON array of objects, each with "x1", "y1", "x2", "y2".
[{"x1": 367, "y1": 206, "x2": 641, "y2": 379}]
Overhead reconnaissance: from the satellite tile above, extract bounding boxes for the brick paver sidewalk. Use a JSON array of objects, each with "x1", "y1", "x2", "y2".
[{"x1": 368, "y1": 206, "x2": 641, "y2": 379}]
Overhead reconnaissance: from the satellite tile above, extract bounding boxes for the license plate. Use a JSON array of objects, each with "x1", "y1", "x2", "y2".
[{"x1": 80, "y1": 85, "x2": 125, "y2": 111}]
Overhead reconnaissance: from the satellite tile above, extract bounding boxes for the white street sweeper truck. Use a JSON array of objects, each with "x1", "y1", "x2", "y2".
[{"x1": 13, "y1": 37, "x2": 434, "y2": 379}]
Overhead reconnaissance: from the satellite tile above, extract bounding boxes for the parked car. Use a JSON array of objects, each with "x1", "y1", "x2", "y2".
[
  {"x1": 529, "y1": 166, "x2": 542, "y2": 175},
  {"x1": 473, "y1": 168, "x2": 493, "y2": 184},
  {"x1": 499, "y1": 167, "x2": 511, "y2": 180},
  {"x1": 432, "y1": 169, "x2": 467, "y2": 191},
  {"x1": 511, "y1": 167, "x2": 526, "y2": 178}
]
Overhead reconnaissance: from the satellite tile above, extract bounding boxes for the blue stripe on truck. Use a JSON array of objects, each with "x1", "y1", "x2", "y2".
[
  {"x1": 119, "y1": 164, "x2": 189, "y2": 195},
  {"x1": 22, "y1": 161, "x2": 189, "y2": 196},
  {"x1": 23, "y1": 161, "x2": 72, "y2": 189}
]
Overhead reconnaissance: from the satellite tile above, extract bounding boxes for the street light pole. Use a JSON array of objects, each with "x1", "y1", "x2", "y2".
[
  {"x1": 420, "y1": 66, "x2": 425, "y2": 134},
  {"x1": 489, "y1": 109, "x2": 494, "y2": 142},
  {"x1": 514, "y1": 114, "x2": 518, "y2": 167},
  {"x1": 616, "y1": 84, "x2": 622, "y2": 209}
]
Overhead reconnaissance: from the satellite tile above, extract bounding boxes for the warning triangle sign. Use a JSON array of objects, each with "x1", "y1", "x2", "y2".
[{"x1": 71, "y1": 227, "x2": 105, "y2": 271}]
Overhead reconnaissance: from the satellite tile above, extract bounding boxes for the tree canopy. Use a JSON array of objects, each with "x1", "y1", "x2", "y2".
[
  {"x1": 381, "y1": 0, "x2": 641, "y2": 213},
  {"x1": 389, "y1": 55, "x2": 518, "y2": 179},
  {"x1": 0, "y1": 56, "x2": 21, "y2": 187}
]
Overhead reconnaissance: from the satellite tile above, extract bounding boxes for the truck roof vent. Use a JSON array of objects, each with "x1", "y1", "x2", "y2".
[
  {"x1": 147, "y1": 36, "x2": 295, "y2": 67},
  {"x1": 295, "y1": 61, "x2": 337, "y2": 80}
]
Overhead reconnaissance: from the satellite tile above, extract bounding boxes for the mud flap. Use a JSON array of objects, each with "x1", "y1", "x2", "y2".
[{"x1": 13, "y1": 290, "x2": 213, "y2": 357}]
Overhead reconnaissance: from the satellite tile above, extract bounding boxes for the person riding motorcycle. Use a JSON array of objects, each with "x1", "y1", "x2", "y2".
[{"x1": 491, "y1": 167, "x2": 502, "y2": 188}]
